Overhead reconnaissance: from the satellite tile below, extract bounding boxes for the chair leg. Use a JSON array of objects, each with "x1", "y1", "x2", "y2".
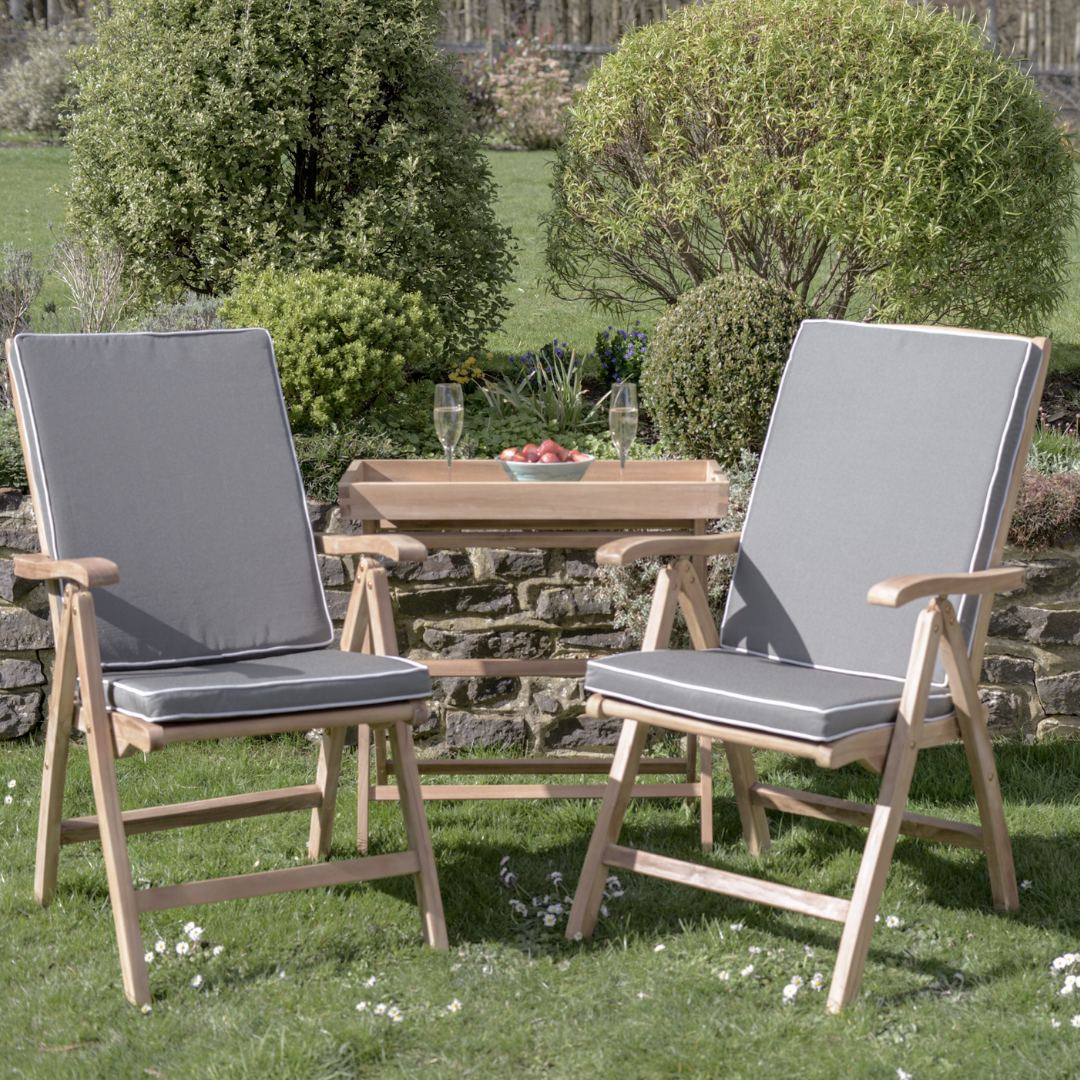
[
  {"x1": 566, "y1": 717, "x2": 651, "y2": 940},
  {"x1": 724, "y1": 743, "x2": 771, "y2": 856},
  {"x1": 308, "y1": 724, "x2": 347, "y2": 860},
  {"x1": 826, "y1": 604, "x2": 942, "y2": 1013},
  {"x1": 34, "y1": 586, "x2": 77, "y2": 907},
  {"x1": 357, "y1": 723, "x2": 372, "y2": 854},
  {"x1": 938, "y1": 605, "x2": 1019, "y2": 911},
  {"x1": 387, "y1": 720, "x2": 448, "y2": 950},
  {"x1": 699, "y1": 736, "x2": 714, "y2": 850},
  {"x1": 72, "y1": 590, "x2": 150, "y2": 1007}
]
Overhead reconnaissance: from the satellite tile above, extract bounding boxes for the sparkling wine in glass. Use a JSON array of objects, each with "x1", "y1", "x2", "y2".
[
  {"x1": 609, "y1": 382, "x2": 638, "y2": 480},
  {"x1": 434, "y1": 382, "x2": 465, "y2": 480}
]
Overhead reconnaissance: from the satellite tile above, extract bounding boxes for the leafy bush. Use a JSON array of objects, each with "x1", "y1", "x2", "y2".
[
  {"x1": 1, "y1": 244, "x2": 42, "y2": 342},
  {"x1": 293, "y1": 425, "x2": 401, "y2": 503},
  {"x1": 1008, "y1": 471, "x2": 1080, "y2": 551},
  {"x1": 642, "y1": 274, "x2": 810, "y2": 467},
  {"x1": 0, "y1": 409, "x2": 28, "y2": 492},
  {"x1": 220, "y1": 269, "x2": 444, "y2": 429},
  {"x1": 0, "y1": 22, "x2": 92, "y2": 136},
  {"x1": 66, "y1": 0, "x2": 514, "y2": 357},
  {"x1": 1027, "y1": 423, "x2": 1080, "y2": 476},
  {"x1": 138, "y1": 293, "x2": 227, "y2": 333},
  {"x1": 591, "y1": 322, "x2": 648, "y2": 385},
  {"x1": 489, "y1": 36, "x2": 573, "y2": 150},
  {"x1": 544, "y1": 0, "x2": 1077, "y2": 331}
]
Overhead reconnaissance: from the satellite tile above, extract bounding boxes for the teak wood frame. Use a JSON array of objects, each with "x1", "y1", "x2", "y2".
[
  {"x1": 6, "y1": 342, "x2": 448, "y2": 1008},
  {"x1": 565, "y1": 333, "x2": 1049, "y2": 1013},
  {"x1": 338, "y1": 458, "x2": 729, "y2": 851}
]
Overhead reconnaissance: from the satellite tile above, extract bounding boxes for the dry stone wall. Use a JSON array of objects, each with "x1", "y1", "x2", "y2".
[{"x1": 4, "y1": 488, "x2": 1080, "y2": 746}]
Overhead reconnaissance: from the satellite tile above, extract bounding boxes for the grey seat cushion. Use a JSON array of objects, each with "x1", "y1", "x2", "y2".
[
  {"x1": 102, "y1": 650, "x2": 431, "y2": 723},
  {"x1": 9, "y1": 330, "x2": 333, "y2": 670},
  {"x1": 585, "y1": 649, "x2": 953, "y2": 742}
]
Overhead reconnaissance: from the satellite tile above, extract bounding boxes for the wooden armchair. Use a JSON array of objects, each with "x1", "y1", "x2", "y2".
[
  {"x1": 6, "y1": 329, "x2": 447, "y2": 1007},
  {"x1": 565, "y1": 320, "x2": 1047, "y2": 1011}
]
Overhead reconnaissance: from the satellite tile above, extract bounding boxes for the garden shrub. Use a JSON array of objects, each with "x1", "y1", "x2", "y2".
[
  {"x1": 66, "y1": 0, "x2": 514, "y2": 357},
  {"x1": 138, "y1": 293, "x2": 228, "y2": 333},
  {"x1": 490, "y1": 35, "x2": 573, "y2": 150},
  {"x1": 544, "y1": 0, "x2": 1077, "y2": 331},
  {"x1": 642, "y1": 273, "x2": 810, "y2": 467},
  {"x1": 591, "y1": 322, "x2": 648, "y2": 385},
  {"x1": 1008, "y1": 471, "x2": 1080, "y2": 551},
  {"x1": 292, "y1": 425, "x2": 401, "y2": 503},
  {"x1": 220, "y1": 269, "x2": 444, "y2": 429},
  {"x1": 0, "y1": 409, "x2": 28, "y2": 492},
  {"x1": 1, "y1": 244, "x2": 43, "y2": 343},
  {"x1": 0, "y1": 21, "x2": 92, "y2": 137}
]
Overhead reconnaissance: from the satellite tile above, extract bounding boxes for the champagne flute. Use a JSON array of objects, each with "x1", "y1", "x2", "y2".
[
  {"x1": 434, "y1": 382, "x2": 464, "y2": 481},
  {"x1": 609, "y1": 382, "x2": 638, "y2": 480}
]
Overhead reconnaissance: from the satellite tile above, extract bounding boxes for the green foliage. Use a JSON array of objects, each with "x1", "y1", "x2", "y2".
[
  {"x1": 544, "y1": 0, "x2": 1078, "y2": 331},
  {"x1": 137, "y1": 292, "x2": 227, "y2": 333},
  {"x1": 642, "y1": 274, "x2": 810, "y2": 467},
  {"x1": 292, "y1": 425, "x2": 400, "y2": 503},
  {"x1": 590, "y1": 322, "x2": 648, "y2": 385},
  {"x1": 1028, "y1": 424, "x2": 1080, "y2": 476},
  {"x1": 0, "y1": 22, "x2": 93, "y2": 137},
  {"x1": 65, "y1": 0, "x2": 515, "y2": 356},
  {"x1": 0, "y1": 408, "x2": 28, "y2": 491},
  {"x1": 220, "y1": 268, "x2": 444, "y2": 429}
]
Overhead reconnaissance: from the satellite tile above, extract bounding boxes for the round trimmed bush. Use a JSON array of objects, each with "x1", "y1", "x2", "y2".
[
  {"x1": 220, "y1": 269, "x2": 444, "y2": 429},
  {"x1": 545, "y1": 0, "x2": 1077, "y2": 331},
  {"x1": 642, "y1": 274, "x2": 810, "y2": 467}
]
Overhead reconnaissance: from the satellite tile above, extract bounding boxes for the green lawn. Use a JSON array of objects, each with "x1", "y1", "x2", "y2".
[{"x1": 4, "y1": 737, "x2": 1080, "y2": 1078}]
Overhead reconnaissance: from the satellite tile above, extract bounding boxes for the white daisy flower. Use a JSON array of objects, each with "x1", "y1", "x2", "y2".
[
  {"x1": 7, "y1": 780, "x2": 14, "y2": 788},
  {"x1": 500, "y1": 855, "x2": 510, "y2": 866},
  {"x1": 364, "y1": 976, "x2": 377, "y2": 987},
  {"x1": 388, "y1": 1007, "x2": 403, "y2": 1023},
  {"x1": 176, "y1": 941, "x2": 190, "y2": 956},
  {"x1": 558, "y1": 959, "x2": 571, "y2": 971},
  {"x1": 748, "y1": 946, "x2": 761, "y2": 955},
  {"x1": 213, "y1": 945, "x2": 224, "y2": 957},
  {"x1": 278, "y1": 971, "x2": 286, "y2": 979},
  {"x1": 543, "y1": 913, "x2": 557, "y2": 927},
  {"x1": 144, "y1": 952, "x2": 154, "y2": 963},
  {"x1": 729, "y1": 923, "x2": 744, "y2": 932},
  {"x1": 741, "y1": 964, "x2": 754, "y2": 977},
  {"x1": 599, "y1": 905, "x2": 609, "y2": 917},
  {"x1": 886, "y1": 915, "x2": 900, "y2": 928},
  {"x1": 3, "y1": 796, "x2": 11, "y2": 805},
  {"x1": 550, "y1": 871, "x2": 563, "y2": 882},
  {"x1": 790, "y1": 974, "x2": 803, "y2": 986},
  {"x1": 804, "y1": 945, "x2": 815, "y2": 957},
  {"x1": 897, "y1": 1070, "x2": 912, "y2": 1080},
  {"x1": 482, "y1": 965, "x2": 493, "y2": 974},
  {"x1": 718, "y1": 970, "x2": 730, "y2": 981},
  {"x1": 183, "y1": 921, "x2": 196, "y2": 933},
  {"x1": 190, "y1": 974, "x2": 203, "y2": 988},
  {"x1": 573, "y1": 932, "x2": 583, "y2": 942},
  {"x1": 155, "y1": 940, "x2": 167, "y2": 953},
  {"x1": 1072, "y1": 1015, "x2": 1080, "y2": 1028},
  {"x1": 547, "y1": 904, "x2": 564, "y2": 915},
  {"x1": 447, "y1": 999, "x2": 462, "y2": 1013},
  {"x1": 356, "y1": 1002, "x2": 369, "y2": 1011},
  {"x1": 1054, "y1": 956, "x2": 1069, "y2": 972},
  {"x1": 140, "y1": 1003, "x2": 152, "y2": 1014},
  {"x1": 637, "y1": 991, "x2": 647, "y2": 999},
  {"x1": 450, "y1": 963, "x2": 462, "y2": 972},
  {"x1": 606, "y1": 876, "x2": 621, "y2": 889},
  {"x1": 654, "y1": 944, "x2": 666, "y2": 953},
  {"x1": 1061, "y1": 981, "x2": 1075, "y2": 996},
  {"x1": 875, "y1": 914, "x2": 881, "y2": 923},
  {"x1": 187, "y1": 926, "x2": 203, "y2": 943},
  {"x1": 1051, "y1": 1017, "x2": 1061, "y2": 1028},
  {"x1": 374, "y1": 1003, "x2": 387, "y2": 1015},
  {"x1": 1020, "y1": 880, "x2": 1033, "y2": 891},
  {"x1": 782, "y1": 983, "x2": 798, "y2": 1001},
  {"x1": 810, "y1": 973, "x2": 824, "y2": 990}
]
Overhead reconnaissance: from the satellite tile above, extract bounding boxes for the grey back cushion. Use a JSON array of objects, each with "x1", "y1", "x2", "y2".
[
  {"x1": 10, "y1": 330, "x2": 333, "y2": 669},
  {"x1": 720, "y1": 321, "x2": 1042, "y2": 684}
]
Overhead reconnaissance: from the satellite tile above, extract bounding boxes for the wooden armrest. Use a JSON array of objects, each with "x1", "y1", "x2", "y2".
[
  {"x1": 313, "y1": 533, "x2": 428, "y2": 563},
  {"x1": 868, "y1": 567, "x2": 1025, "y2": 608},
  {"x1": 14, "y1": 553, "x2": 120, "y2": 587},
  {"x1": 596, "y1": 532, "x2": 741, "y2": 567}
]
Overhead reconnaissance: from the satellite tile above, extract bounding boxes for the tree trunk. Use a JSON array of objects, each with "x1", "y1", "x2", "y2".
[
  {"x1": 9, "y1": 0, "x2": 27, "y2": 21},
  {"x1": 986, "y1": 0, "x2": 998, "y2": 50}
]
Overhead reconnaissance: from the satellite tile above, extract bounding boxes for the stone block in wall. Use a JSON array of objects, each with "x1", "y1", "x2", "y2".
[
  {"x1": 420, "y1": 627, "x2": 549, "y2": 660},
  {"x1": 307, "y1": 501, "x2": 335, "y2": 532},
  {"x1": 390, "y1": 551, "x2": 474, "y2": 583},
  {"x1": 323, "y1": 589, "x2": 352, "y2": 621},
  {"x1": 0, "y1": 525, "x2": 38, "y2": 551},
  {"x1": 1035, "y1": 670, "x2": 1080, "y2": 716},
  {"x1": 483, "y1": 549, "x2": 547, "y2": 578},
  {"x1": 0, "y1": 604, "x2": 52, "y2": 650},
  {"x1": 558, "y1": 630, "x2": 634, "y2": 652},
  {"x1": 0, "y1": 690, "x2": 41, "y2": 738},
  {"x1": 0, "y1": 657, "x2": 44, "y2": 688},
  {"x1": 317, "y1": 554, "x2": 346, "y2": 587},
  {"x1": 1037, "y1": 716, "x2": 1080, "y2": 740},
  {"x1": 1009, "y1": 555, "x2": 1080, "y2": 598},
  {"x1": 444, "y1": 711, "x2": 525, "y2": 749},
  {"x1": 0, "y1": 560, "x2": 36, "y2": 602},
  {"x1": 439, "y1": 676, "x2": 518, "y2": 708},
  {"x1": 979, "y1": 687, "x2": 1033, "y2": 735},
  {"x1": 544, "y1": 714, "x2": 623, "y2": 749},
  {"x1": 981, "y1": 655, "x2": 1036, "y2": 684},
  {"x1": 565, "y1": 554, "x2": 603, "y2": 580},
  {"x1": 534, "y1": 586, "x2": 610, "y2": 620},
  {"x1": 397, "y1": 585, "x2": 514, "y2": 618},
  {"x1": 989, "y1": 605, "x2": 1080, "y2": 646}
]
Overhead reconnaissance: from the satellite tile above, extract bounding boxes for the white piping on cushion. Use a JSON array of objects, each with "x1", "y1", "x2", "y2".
[{"x1": 586, "y1": 655, "x2": 952, "y2": 718}]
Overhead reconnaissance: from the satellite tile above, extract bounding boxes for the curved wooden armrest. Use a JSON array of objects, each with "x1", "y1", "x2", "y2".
[
  {"x1": 868, "y1": 567, "x2": 1025, "y2": 608},
  {"x1": 313, "y1": 533, "x2": 428, "y2": 563},
  {"x1": 596, "y1": 531, "x2": 741, "y2": 567},
  {"x1": 14, "y1": 553, "x2": 120, "y2": 587}
]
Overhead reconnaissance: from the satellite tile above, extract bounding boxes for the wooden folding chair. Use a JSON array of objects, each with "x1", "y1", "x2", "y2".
[
  {"x1": 565, "y1": 321, "x2": 1047, "y2": 1012},
  {"x1": 7, "y1": 329, "x2": 447, "y2": 1008}
]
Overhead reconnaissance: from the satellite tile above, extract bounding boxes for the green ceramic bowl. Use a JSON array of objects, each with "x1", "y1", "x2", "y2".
[{"x1": 498, "y1": 454, "x2": 595, "y2": 482}]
